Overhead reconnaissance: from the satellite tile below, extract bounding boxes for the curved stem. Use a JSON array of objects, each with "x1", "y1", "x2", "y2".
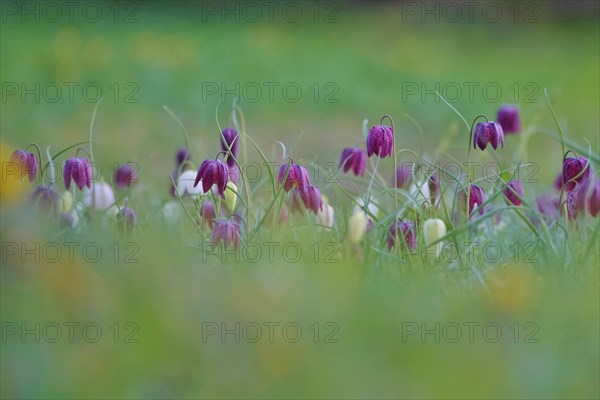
[
  {"x1": 163, "y1": 105, "x2": 191, "y2": 150},
  {"x1": 45, "y1": 146, "x2": 56, "y2": 184}
]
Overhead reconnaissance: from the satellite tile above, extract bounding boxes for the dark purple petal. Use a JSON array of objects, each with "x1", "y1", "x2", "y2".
[
  {"x1": 176, "y1": 147, "x2": 191, "y2": 167},
  {"x1": 63, "y1": 159, "x2": 73, "y2": 190},
  {"x1": 497, "y1": 104, "x2": 521, "y2": 134},
  {"x1": 395, "y1": 164, "x2": 413, "y2": 188},
  {"x1": 562, "y1": 156, "x2": 590, "y2": 192},
  {"x1": 114, "y1": 163, "x2": 138, "y2": 189},
  {"x1": 503, "y1": 180, "x2": 524, "y2": 206},
  {"x1": 200, "y1": 201, "x2": 216, "y2": 228},
  {"x1": 195, "y1": 160, "x2": 210, "y2": 188},
  {"x1": 117, "y1": 207, "x2": 136, "y2": 233}
]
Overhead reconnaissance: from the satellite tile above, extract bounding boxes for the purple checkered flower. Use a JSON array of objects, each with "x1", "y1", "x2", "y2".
[
  {"x1": 194, "y1": 159, "x2": 229, "y2": 196},
  {"x1": 473, "y1": 121, "x2": 504, "y2": 150},
  {"x1": 339, "y1": 147, "x2": 367, "y2": 176},
  {"x1": 64, "y1": 158, "x2": 92, "y2": 190},
  {"x1": 367, "y1": 125, "x2": 394, "y2": 158},
  {"x1": 10, "y1": 150, "x2": 37, "y2": 183}
]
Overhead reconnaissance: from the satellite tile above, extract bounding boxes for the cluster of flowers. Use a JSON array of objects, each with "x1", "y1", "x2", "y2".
[
  {"x1": 9, "y1": 148, "x2": 138, "y2": 233},
  {"x1": 9, "y1": 103, "x2": 599, "y2": 255}
]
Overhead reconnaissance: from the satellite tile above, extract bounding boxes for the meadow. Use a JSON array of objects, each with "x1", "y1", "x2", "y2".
[{"x1": 1, "y1": 1, "x2": 599, "y2": 399}]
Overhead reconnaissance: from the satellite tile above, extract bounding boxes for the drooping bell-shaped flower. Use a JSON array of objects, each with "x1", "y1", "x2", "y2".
[
  {"x1": 536, "y1": 194, "x2": 560, "y2": 221},
  {"x1": 367, "y1": 125, "x2": 394, "y2": 158},
  {"x1": 473, "y1": 121, "x2": 504, "y2": 150},
  {"x1": 194, "y1": 159, "x2": 229, "y2": 196},
  {"x1": 278, "y1": 162, "x2": 311, "y2": 195},
  {"x1": 10, "y1": 150, "x2": 37, "y2": 182},
  {"x1": 339, "y1": 147, "x2": 367, "y2": 176},
  {"x1": 177, "y1": 170, "x2": 206, "y2": 196},
  {"x1": 302, "y1": 185, "x2": 323, "y2": 215},
  {"x1": 496, "y1": 104, "x2": 521, "y2": 134},
  {"x1": 562, "y1": 156, "x2": 590, "y2": 192},
  {"x1": 458, "y1": 184, "x2": 486, "y2": 217},
  {"x1": 83, "y1": 182, "x2": 115, "y2": 210},
  {"x1": 220, "y1": 127, "x2": 239, "y2": 167},
  {"x1": 224, "y1": 181, "x2": 238, "y2": 211},
  {"x1": 31, "y1": 186, "x2": 59, "y2": 212},
  {"x1": 199, "y1": 201, "x2": 216, "y2": 229},
  {"x1": 117, "y1": 207, "x2": 136, "y2": 233},
  {"x1": 316, "y1": 204, "x2": 334, "y2": 228},
  {"x1": 428, "y1": 173, "x2": 441, "y2": 205},
  {"x1": 114, "y1": 163, "x2": 138, "y2": 188},
  {"x1": 64, "y1": 158, "x2": 92, "y2": 190},
  {"x1": 503, "y1": 180, "x2": 524, "y2": 206},
  {"x1": 211, "y1": 220, "x2": 241, "y2": 249},
  {"x1": 395, "y1": 163, "x2": 413, "y2": 189},
  {"x1": 348, "y1": 210, "x2": 368, "y2": 244},
  {"x1": 176, "y1": 147, "x2": 191, "y2": 167},
  {"x1": 387, "y1": 220, "x2": 416, "y2": 252},
  {"x1": 423, "y1": 218, "x2": 446, "y2": 257}
]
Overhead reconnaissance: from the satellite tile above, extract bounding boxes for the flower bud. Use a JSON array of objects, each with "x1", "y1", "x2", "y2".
[
  {"x1": 31, "y1": 186, "x2": 59, "y2": 212},
  {"x1": 458, "y1": 184, "x2": 486, "y2": 217},
  {"x1": 117, "y1": 207, "x2": 136, "y2": 233},
  {"x1": 496, "y1": 104, "x2": 521, "y2": 134},
  {"x1": 395, "y1": 164, "x2": 413, "y2": 189},
  {"x1": 220, "y1": 127, "x2": 239, "y2": 167},
  {"x1": 224, "y1": 181, "x2": 238, "y2": 211},
  {"x1": 387, "y1": 220, "x2": 416, "y2": 252},
  {"x1": 114, "y1": 163, "x2": 138, "y2": 188},
  {"x1": 317, "y1": 204, "x2": 334, "y2": 228},
  {"x1": 212, "y1": 220, "x2": 241, "y2": 249},
  {"x1": 83, "y1": 182, "x2": 115, "y2": 210},
  {"x1": 423, "y1": 218, "x2": 446, "y2": 257},
  {"x1": 59, "y1": 191, "x2": 73, "y2": 213},
  {"x1": 176, "y1": 147, "x2": 191, "y2": 167},
  {"x1": 199, "y1": 201, "x2": 216, "y2": 229},
  {"x1": 348, "y1": 211, "x2": 368, "y2": 244}
]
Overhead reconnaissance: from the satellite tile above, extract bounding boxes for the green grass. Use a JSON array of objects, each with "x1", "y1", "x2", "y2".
[{"x1": 1, "y1": 2, "x2": 599, "y2": 399}]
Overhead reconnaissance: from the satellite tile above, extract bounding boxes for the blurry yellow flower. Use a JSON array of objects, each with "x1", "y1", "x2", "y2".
[
  {"x1": 423, "y1": 218, "x2": 446, "y2": 257},
  {"x1": 225, "y1": 181, "x2": 238, "y2": 211},
  {"x1": 59, "y1": 191, "x2": 73, "y2": 213},
  {"x1": 348, "y1": 211, "x2": 368, "y2": 244}
]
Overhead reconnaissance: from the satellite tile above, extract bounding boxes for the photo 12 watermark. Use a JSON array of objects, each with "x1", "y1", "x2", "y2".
[
  {"x1": 200, "y1": 81, "x2": 339, "y2": 104},
  {"x1": 1, "y1": 241, "x2": 140, "y2": 264},
  {"x1": 401, "y1": 321, "x2": 539, "y2": 343},
  {"x1": 195, "y1": 1, "x2": 340, "y2": 23},
  {"x1": 1, "y1": 81, "x2": 140, "y2": 104},
  {"x1": 201, "y1": 321, "x2": 339, "y2": 343},
  {"x1": 401, "y1": 81, "x2": 540, "y2": 104},
  {"x1": 1, "y1": 321, "x2": 140, "y2": 343},
  {"x1": 1, "y1": 1, "x2": 140, "y2": 24},
  {"x1": 398, "y1": 1, "x2": 540, "y2": 24}
]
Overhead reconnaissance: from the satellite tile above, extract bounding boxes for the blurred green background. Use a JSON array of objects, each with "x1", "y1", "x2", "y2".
[{"x1": 1, "y1": 1, "x2": 599, "y2": 399}]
